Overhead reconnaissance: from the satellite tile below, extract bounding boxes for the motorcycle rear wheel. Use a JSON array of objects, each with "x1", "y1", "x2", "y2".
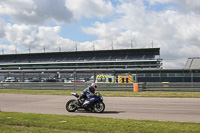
[
  {"x1": 93, "y1": 102, "x2": 105, "y2": 113},
  {"x1": 66, "y1": 99, "x2": 77, "y2": 112}
]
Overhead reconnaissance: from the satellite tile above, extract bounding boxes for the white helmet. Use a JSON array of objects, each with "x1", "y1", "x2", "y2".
[{"x1": 91, "y1": 83, "x2": 97, "y2": 89}]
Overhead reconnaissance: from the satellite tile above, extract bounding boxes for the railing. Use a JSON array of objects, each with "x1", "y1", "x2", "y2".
[
  {"x1": 141, "y1": 82, "x2": 200, "y2": 92},
  {"x1": 0, "y1": 82, "x2": 200, "y2": 92},
  {"x1": 0, "y1": 83, "x2": 133, "y2": 91}
]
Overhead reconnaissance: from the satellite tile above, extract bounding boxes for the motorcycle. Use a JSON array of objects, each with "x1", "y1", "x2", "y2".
[{"x1": 66, "y1": 92, "x2": 105, "y2": 113}]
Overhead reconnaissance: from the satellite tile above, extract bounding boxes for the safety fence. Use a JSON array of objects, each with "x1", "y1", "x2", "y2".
[{"x1": 0, "y1": 82, "x2": 200, "y2": 92}]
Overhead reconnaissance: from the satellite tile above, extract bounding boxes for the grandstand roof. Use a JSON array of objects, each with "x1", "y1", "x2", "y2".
[
  {"x1": 0, "y1": 48, "x2": 160, "y2": 60},
  {"x1": 185, "y1": 57, "x2": 200, "y2": 69}
]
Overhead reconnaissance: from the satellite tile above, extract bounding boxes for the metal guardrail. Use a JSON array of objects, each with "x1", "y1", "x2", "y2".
[
  {"x1": 0, "y1": 82, "x2": 200, "y2": 92},
  {"x1": 0, "y1": 83, "x2": 134, "y2": 91},
  {"x1": 141, "y1": 82, "x2": 200, "y2": 92}
]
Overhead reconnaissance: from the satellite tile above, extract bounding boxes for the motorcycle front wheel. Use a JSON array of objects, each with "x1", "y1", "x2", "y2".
[
  {"x1": 66, "y1": 99, "x2": 77, "y2": 112},
  {"x1": 93, "y1": 102, "x2": 105, "y2": 113}
]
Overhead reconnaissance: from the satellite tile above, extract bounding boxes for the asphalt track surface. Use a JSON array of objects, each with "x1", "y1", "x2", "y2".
[{"x1": 0, "y1": 94, "x2": 200, "y2": 123}]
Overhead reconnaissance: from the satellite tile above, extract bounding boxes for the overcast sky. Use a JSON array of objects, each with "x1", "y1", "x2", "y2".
[{"x1": 0, "y1": 0, "x2": 200, "y2": 68}]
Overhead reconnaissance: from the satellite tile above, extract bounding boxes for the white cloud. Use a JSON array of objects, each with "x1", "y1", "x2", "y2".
[
  {"x1": 83, "y1": 21, "x2": 120, "y2": 40},
  {"x1": 0, "y1": 0, "x2": 73, "y2": 24},
  {"x1": 65, "y1": 0, "x2": 114, "y2": 19},
  {"x1": 0, "y1": 0, "x2": 114, "y2": 24},
  {"x1": 0, "y1": 23, "x2": 76, "y2": 54},
  {"x1": 147, "y1": 0, "x2": 200, "y2": 13},
  {"x1": 0, "y1": 0, "x2": 35, "y2": 15},
  {"x1": 82, "y1": 0, "x2": 200, "y2": 68},
  {"x1": 0, "y1": 18, "x2": 7, "y2": 39}
]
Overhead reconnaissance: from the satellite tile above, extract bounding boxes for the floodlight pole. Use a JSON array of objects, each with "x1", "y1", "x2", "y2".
[
  {"x1": 111, "y1": 41, "x2": 113, "y2": 50},
  {"x1": 131, "y1": 40, "x2": 133, "y2": 49},
  {"x1": 93, "y1": 42, "x2": 95, "y2": 51},
  {"x1": 15, "y1": 45, "x2": 17, "y2": 54},
  {"x1": 29, "y1": 44, "x2": 31, "y2": 53},
  {"x1": 59, "y1": 45, "x2": 61, "y2": 52},
  {"x1": 43, "y1": 46, "x2": 45, "y2": 53}
]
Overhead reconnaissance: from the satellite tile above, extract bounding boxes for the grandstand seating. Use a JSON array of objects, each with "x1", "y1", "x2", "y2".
[
  {"x1": 0, "y1": 54, "x2": 157, "y2": 63},
  {"x1": 126, "y1": 55, "x2": 144, "y2": 60},
  {"x1": 0, "y1": 48, "x2": 160, "y2": 66},
  {"x1": 144, "y1": 55, "x2": 155, "y2": 59}
]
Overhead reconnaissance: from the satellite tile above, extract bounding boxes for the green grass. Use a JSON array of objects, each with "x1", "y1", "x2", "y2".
[
  {"x1": 1, "y1": 89, "x2": 200, "y2": 98},
  {"x1": 0, "y1": 112, "x2": 200, "y2": 133}
]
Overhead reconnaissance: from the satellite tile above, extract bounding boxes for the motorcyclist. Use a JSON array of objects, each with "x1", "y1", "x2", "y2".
[{"x1": 75, "y1": 83, "x2": 97, "y2": 106}]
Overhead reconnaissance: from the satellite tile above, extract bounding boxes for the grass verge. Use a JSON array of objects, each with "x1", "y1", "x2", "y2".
[
  {"x1": 0, "y1": 112, "x2": 200, "y2": 133},
  {"x1": 1, "y1": 89, "x2": 200, "y2": 98}
]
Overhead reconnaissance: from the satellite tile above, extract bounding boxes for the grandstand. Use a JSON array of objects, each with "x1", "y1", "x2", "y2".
[
  {"x1": 185, "y1": 58, "x2": 200, "y2": 69},
  {"x1": 0, "y1": 48, "x2": 161, "y2": 70},
  {"x1": 1, "y1": 48, "x2": 200, "y2": 83}
]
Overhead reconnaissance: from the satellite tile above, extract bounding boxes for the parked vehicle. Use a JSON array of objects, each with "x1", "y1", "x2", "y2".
[
  {"x1": 25, "y1": 78, "x2": 40, "y2": 82},
  {"x1": 66, "y1": 92, "x2": 105, "y2": 113},
  {"x1": 96, "y1": 75, "x2": 115, "y2": 83},
  {"x1": 95, "y1": 74, "x2": 137, "y2": 83},
  {"x1": 5, "y1": 77, "x2": 17, "y2": 82}
]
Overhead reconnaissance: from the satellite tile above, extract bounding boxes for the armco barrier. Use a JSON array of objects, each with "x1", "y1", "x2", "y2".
[
  {"x1": 0, "y1": 82, "x2": 200, "y2": 91},
  {"x1": 0, "y1": 82, "x2": 134, "y2": 91},
  {"x1": 140, "y1": 82, "x2": 200, "y2": 92}
]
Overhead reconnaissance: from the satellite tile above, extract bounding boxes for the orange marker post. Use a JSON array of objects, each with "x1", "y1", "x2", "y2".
[{"x1": 133, "y1": 83, "x2": 139, "y2": 92}]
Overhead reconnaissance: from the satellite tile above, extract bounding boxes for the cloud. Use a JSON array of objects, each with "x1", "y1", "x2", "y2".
[
  {"x1": 147, "y1": 0, "x2": 200, "y2": 13},
  {"x1": 0, "y1": 0, "x2": 34, "y2": 15},
  {"x1": 65, "y1": 0, "x2": 114, "y2": 19},
  {"x1": 82, "y1": 0, "x2": 200, "y2": 68},
  {"x1": 0, "y1": 0, "x2": 73, "y2": 24},
  {"x1": 1, "y1": 23, "x2": 76, "y2": 53},
  {"x1": 0, "y1": 18, "x2": 7, "y2": 39}
]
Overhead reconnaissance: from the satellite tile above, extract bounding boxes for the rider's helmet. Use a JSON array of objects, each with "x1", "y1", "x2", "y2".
[{"x1": 91, "y1": 83, "x2": 97, "y2": 89}]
